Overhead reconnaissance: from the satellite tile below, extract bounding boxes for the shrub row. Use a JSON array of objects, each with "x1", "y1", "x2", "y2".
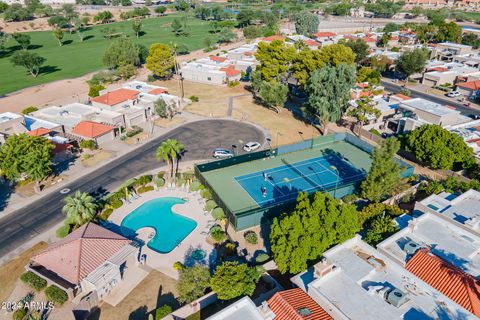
[
  {"x1": 45, "y1": 285, "x2": 68, "y2": 305},
  {"x1": 20, "y1": 271, "x2": 47, "y2": 291}
]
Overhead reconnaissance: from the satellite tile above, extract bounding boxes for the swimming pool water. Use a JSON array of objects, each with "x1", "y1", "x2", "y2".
[{"x1": 121, "y1": 197, "x2": 197, "y2": 253}]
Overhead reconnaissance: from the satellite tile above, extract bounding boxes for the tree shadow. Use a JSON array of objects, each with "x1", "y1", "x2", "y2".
[
  {"x1": 26, "y1": 44, "x2": 43, "y2": 50},
  {"x1": 138, "y1": 31, "x2": 146, "y2": 37},
  {"x1": 62, "y1": 40, "x2": 73, "y2": 46},
  {"x1": 128, "y1": 305, "x2": 148, "y2": 320},
  {"x1": 0, "y1": 179, "x2": 13, "y2": 213},
  {"x1": 155, "y1": 285, "x2": 180, "y2": 311},
  {"x1": 39, "y1": 65, "x2": 61, "y2": 75},
  {"x1": 53, "y1": 154, "x2": 78, "y2": 176},
  {"x1": 83, "y1": 35, "x2": 95, "y2": 41}
]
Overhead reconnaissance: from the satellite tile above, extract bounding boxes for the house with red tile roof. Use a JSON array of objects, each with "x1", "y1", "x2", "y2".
[
  {"x1": 72, "y1": 121, "x2": 116, "y2": 146},
  {"x1": 406, "y1": 248, "x2": 480, "y2": 317},
  {"x1": 28, "y1": 222, "x2": 136, "y2": 300},
  {"x1": 268, "y1": 288, "x2": 333, "y2": 320},
  {"x1": 261, "y1": 35, "x2": 285, "y2": 43},
  {"x1": 457, "y1": 79, "x2": 480, "y2": 98},
  {"x1": 313, "y1": 32, "x2": 336, "y2": 41},
  {"x1": 291, "y1": 235, "x2": 479, "y2": 320},
  {"x1": 91, "y1": 88, "x2": 140, "y2": 108}
]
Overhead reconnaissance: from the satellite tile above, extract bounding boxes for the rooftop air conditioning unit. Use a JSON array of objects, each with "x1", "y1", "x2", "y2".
[
  {"x1": 385, "y1": 288, "x2": 408, "y2": 308},
  {"x1": 403, "y1": 241, "x2": 421, "y2": 255}
]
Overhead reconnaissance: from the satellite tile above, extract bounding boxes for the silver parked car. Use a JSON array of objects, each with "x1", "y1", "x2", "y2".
[
  {"x1": 212, "y1": 148, "x2": 234, "y2": 158},
  {"x1": 243, "y1": 141, "x2": 261, "y2": 152}
]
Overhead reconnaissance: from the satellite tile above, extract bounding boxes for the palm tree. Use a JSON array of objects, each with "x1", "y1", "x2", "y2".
[
  {"x1": 156, "y1": 142, "x2": 171, "y2": 178},
  {"x1": 62, "y1": 191, "x2": 97, "y2": 226},
  {"x1": 166, "y1": 139, "x2": 185, "y2": 178}
]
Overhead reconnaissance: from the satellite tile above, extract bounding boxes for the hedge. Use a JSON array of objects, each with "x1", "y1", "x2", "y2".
[
  {"x1": 98, "y1": 208, "x2": 114, "y2": 220},
  {"x1": 80, "y1": 140, "x2": 97, "y2": 150},
  {"x1": 244, "y1": 231, "x2": 258, "y2": 245},
  {"x1": 13, "y1": 309, "x2": 27, "y2": 320},
  {"x1": 190, "y1": 181, "x2": 202, "y2": 192},
  {"x1": 211, "y1": 207, "x2": 225, "y2": 220},
  {"x1": 156, "y1": 178, "x2": 165, "y2": 187},
  {"x1": 137, "y1": 186, "x2": 154, "y2": 194},
  {"x1": 210, "y1": 226, "x2": 226, "y2": 243},
  {"x1": 204, "y1": 199, "x2": 217, "y2": 211},
  {"x1": 110, "y1": 198, "x2": 123, "y2": 209},
  {"x1": 56, "y1": 224, "x2": 71, "y2": 238},
  {"x1": 155, "y1": 305, "x2": 173, "y2": 320},
  {"x1": 45, "y1": 285, "x2": 68, "y2": 305},
  {"x1": 20, "y1": 272, "x2": 47, "y2": 291},
  {"x1": 200, "y1": 188, "x2": 212, "y2": 200},
  {"x1": 135, "y1": 175, "x2": 153, "y2": 187},
  {"x1": 255, "y1": 253, "x2": 270, "y2": 264}
]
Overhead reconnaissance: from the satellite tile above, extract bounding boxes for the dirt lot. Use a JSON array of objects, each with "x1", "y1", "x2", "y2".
[
  {"x1": 154, "y1": 79, "x2": 317, "y2": 146},
  {"x1": 97, "y1": 270, "x2": 179, "y2": 320},
  {"x1": 0, "y1": 242, "x2": 48, "y2": 302}
]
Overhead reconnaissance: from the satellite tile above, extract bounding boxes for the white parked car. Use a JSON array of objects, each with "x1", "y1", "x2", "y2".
[
  {"x1": 447, "y1": 91, "x2": 461, "y2": 98},
  {"x1": 212, "y1": 148, "x2": 234, "y2": 158},
  {"x1": 243, "y1": 141, "x2": 261, "y2": 152}
]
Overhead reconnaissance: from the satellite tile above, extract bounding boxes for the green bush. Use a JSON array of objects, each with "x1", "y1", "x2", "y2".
[
  {"x1": 155, "y1": 305, "x2": 172, "y2": 319},
  {"x1": 80, "y1": 139, "x2": 97, "y2": 150},
  {"x1": 204, "y1": 199, "x2": 216, "y2": 211},
  {"x1": 126, "y1": 125, "x2": 143, "y2": 138},
  {"x1": 342, "y1": 194, "x2": 358, "y2": 204},
  {"x1": 156, "y1": 178, "x2": 165, "y2": 187},
  {"x1": 12, "y1": 308, "x2": 27, "y2": 320},
  {"x1": 244, "y1": 231, "x2": 258, "y2": 245},
  {"x1": 99, "y1": 208, "x2": 114, "y2": 220},
  {"x1": 255, "y1": 253, "x2": 270, "y2": 264},
  {"x1": 45, "y1": 285, "x2": 68, "y2": 305},
  {"x1": 176, "y1": 178, "x2": 186, "y2": 187},
  {"x1": 173, "y1": 261, "x2": 185, "y2": 271},
  {"x1": 190, "y1": 181, "x2": 202, "y2": 191},
  {"x1": 200, "y1": 188, "x2": 212, "y2": 200},
  {"x1": 56, "y1": 224, "x2": 70, "y2": 238},
  {"x1": 21, "y1": 106, "x2": 38, "y2": 115},
  {"x1": 20, "y1": 271, "x2": 47, "y2": 291},
  {"x1": 228, "y1": 80, "x2": 240, "y2": 88},
  {"x1": 210, "y1": 226, "x2": 226, "y2": 243},
  {"x1": 189, "y1": 95, "x2": 199, "y2": 102},
  {"x1": 211, "y1": 207, "x2": 225, "y2": 220},
  {"x1": 110, "y1": 198, "x2": 123, "y2": 209},
  {"x1": 135, "y1": 175, "x2": 153, "y2": 187},
  {"x1": 157, "y1": 171, "x2": 166, "y2": 178},
  {"x1": 369, "y1": 128, "x2": 381, "y2": 136},
  {"x1": 88, "y1": 84, "x2": 105, "y2": 97},
  {"x1": 137, "y1": 186, "x2": 154, "y2": 194}
]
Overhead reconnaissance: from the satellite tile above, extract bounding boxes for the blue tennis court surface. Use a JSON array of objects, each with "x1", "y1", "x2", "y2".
[{"x1": 234, "y1": 154, "x2": 366, "y2": 207}]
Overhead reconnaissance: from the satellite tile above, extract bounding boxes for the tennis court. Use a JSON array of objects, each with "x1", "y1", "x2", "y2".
[{"x1": 235, "y1": 154, "x2": 366, "y2": 207}]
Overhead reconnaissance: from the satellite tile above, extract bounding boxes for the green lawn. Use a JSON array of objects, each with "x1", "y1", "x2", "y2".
[{"x1": 0, "y1": 14, "x2": 216, "y2": 96}]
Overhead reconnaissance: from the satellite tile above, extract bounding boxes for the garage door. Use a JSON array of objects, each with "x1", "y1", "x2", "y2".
[{"x1": 129, "y1": 115, "x2": 144, "y2": 126}]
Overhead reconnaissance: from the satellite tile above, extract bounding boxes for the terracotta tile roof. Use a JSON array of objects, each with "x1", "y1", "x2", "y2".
[
  {"x1": 262, "y1": 35, "x2": 285, "y2": 42},
  {"x1": 148, "y1": 88, "x2": 168, "y2": 95},
  {"x1": 406, "y1": 249, "x2": 480, "y2": 317},
  {"x1": 28, "y1": 128, "x2": 52, "y2": 136},
  {"x1": 268, "y1": 288, "x2": 333, "y2": 320},
  {"x1": 91, "y1": 88, "x2": 139, "y2": 106},
  {"x1": 72, "y1": 121, "x2": 114, "y2": 139},
  {"x1": 31, "y1": 223, "x2": 130, "y2": 285},
  {"x1": 314, "y1": 32, "x2": 336, "y2": 38},
  {"x1": 392, "y1": 93, "x2": 411, "y2": 101},
  {"x1": 428, "y1": 67, "x2": 449, "y2": 72},
  {"x1": 363, "y1": 37, "x2": 376, "y2": 43},
  {"x1": 356, "y1": 82, "x2": 370, "y2": 88},
  {"x1": 304, "y1": 39, "x2": 320, "y2": 47},
  {"x1": 220, "y1": 66, "x2": 241, "y2": 77},
  {"x1": 458, "y1": 80, "x2": 480, "y2": 90},
  {"x1": 209, "y1": 55, "x2": 227, "y2": 63}
]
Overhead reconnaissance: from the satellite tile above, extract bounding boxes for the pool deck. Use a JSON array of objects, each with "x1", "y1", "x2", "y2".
[{"x1": 109, "y1": 187, "x2": 215, "y2": 280}]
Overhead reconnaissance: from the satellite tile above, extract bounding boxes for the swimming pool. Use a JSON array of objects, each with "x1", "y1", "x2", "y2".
[{"x1": 121, "y1": 197, "x2": 197, "y2": 253}]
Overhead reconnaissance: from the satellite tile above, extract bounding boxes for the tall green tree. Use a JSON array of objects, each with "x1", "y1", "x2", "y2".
[
  {"x1": 347, "y1": 97, "x2": 381, "y2": 124},
  {"x1": 210, "y1": 261, "x2": 260, "y2": 300},
  {"x1": 102, "y1": 37, "x2": 140, "y2": 69},
  {"x1": 396, "y1": 48, "x2": 428, "y2": 79},
  {"x1": 52, "y1": 27, "x2": 64, "y2": 46},
  {"x1": 12, "y1": 32, "x2": 30, "y2": 50},
  {"x1": 10, "y1": 51, "x2": 45, "y2": 77},
  {"x1": 0, "y1": 29, "x2": 9, "y2": 50},
  {"x1": 404, "y1": 124, "x2": 474, "y2": 170},
  {"x1": 318, "y1": 43, "x2": 356, "y2": 67},
  {"x1": 156, "y1": 139, "x2": 185, "y2": 178},
  {"x1": 435, "y1": 22, "x2": 462, "y2": 43},
  {"x1": 356, "y1": 66, "x2": 381, "y2": 85},
  {"x1": 177, "y1": 265, "x2": 211, "y2": 304},
  {"x1": 344, "y1": 38, "x2": 369, "y2": 64},
  {"x1": 255, "y1": 40, "x2": 296, "y2": 82},
  {"x1": 270, "y1": 192, "x2": 359, "y2": 274},
  {"x1": 294, "y1": 11, "x2": 319, "y2": 36},
  {"x1": 377, "y1": 32, "x2": 391, "y2": 48},
  {"x1": 156, "y1": 143, "x2": 171, "y2": 178},
  {"x1": 291, "y1": 48, "x2": 326, "y2": 86},
  {"x1": 62, "y1": 191, "x2": 97, "y2": 226},
  {"x1": 0, "y1": 134, "x2": 54, "y2": 184},
  {"x1": 258, "y1": 80, "x2": 288, "y2": 111},
  {"x1": 305, "y1": 64, "x2": 356, "y2": 134},
  {"x1": 218, "y1": 27, "x2": 237, "y2": 43},
  {"x1": 360, "y1": 137, "x2": 402, "y2": 202},
  {"x1": 132, "y1": 19, "x2": 142, "y2": 38},
  {"x1": 146, "y1": 43, "x2": 174, "y2": 78},
  {"x1": 171, "y1": 18, "x2": 184, "y2": 36}
]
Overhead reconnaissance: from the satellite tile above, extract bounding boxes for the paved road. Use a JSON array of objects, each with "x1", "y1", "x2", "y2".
[
  {"x1": 0, "y1": 119, "x2": 265, "y2": 258},
  {"x1": 381, "y1": 81, "x2": 480, "y2": 116}
]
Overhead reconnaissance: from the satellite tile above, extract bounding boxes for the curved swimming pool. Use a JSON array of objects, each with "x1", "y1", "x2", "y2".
[{"x1": 121, "y1": 197, "x2": 197, "y2": 253}]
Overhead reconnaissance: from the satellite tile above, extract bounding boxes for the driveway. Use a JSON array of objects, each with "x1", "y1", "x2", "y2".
[{"x1": 0, "y1": 119, "x2": 266, "y2": 259}]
